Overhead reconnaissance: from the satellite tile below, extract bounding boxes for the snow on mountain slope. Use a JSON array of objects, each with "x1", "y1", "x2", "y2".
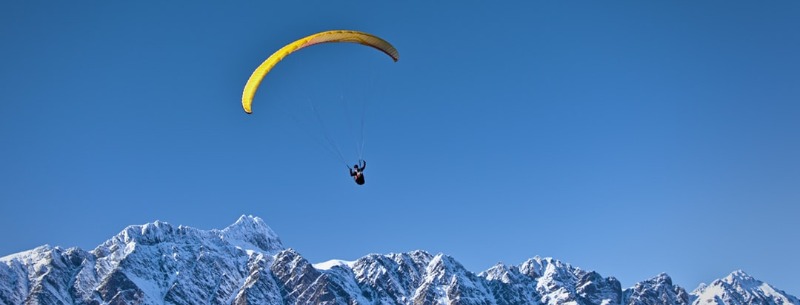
[
  {"x1": 1, "y1": 215, "x2": 284, "y2": 305},
  {"x1": 313, "y1": 259, "x2": 355, "y2": 271},
  {"x1": 690, "y1": 270, "x2": 799, "y2": 305},
  {"x1": 624, "y1": 273, "x2": 690, "y2": 305},
  {"x1": 1, "y1": 216, "x2": 796, "y2": 305}
]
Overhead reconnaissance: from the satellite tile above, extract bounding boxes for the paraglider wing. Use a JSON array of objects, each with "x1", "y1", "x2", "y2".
[{"x1": 242, "y1": 30, "x2": 399, "y2": 114}]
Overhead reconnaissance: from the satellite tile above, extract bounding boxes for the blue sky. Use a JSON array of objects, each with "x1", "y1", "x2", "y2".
[{"x1": 2, "y1": 0, "x2": 798, "y2": 294}]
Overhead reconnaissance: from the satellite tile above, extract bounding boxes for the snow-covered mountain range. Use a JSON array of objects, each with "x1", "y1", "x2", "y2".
[{"x1": 1, "y1": 215, "x2": 796, "y2": 305}]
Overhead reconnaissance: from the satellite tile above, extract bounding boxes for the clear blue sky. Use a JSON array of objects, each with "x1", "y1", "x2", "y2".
[{"x1": 2, "y1": 0, "x2": 798, "y2": 295}]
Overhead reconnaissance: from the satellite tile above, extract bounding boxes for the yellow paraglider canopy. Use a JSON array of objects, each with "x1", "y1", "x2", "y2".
[{"x1": 242, "y1": 30, "x2": 399, "y2": 114}]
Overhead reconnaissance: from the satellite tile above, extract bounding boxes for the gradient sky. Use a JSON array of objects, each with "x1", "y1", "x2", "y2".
[{"x1": 2, "y1": 0, "x2": 798, "y2": 295}]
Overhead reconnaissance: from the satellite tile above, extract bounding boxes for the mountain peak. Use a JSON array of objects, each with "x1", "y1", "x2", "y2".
[
  {"x1": 222, "y1": 215, "x2": 274, "y2": 236},
  {"x1": 692, "y1": 282, "x2": 708, "y2": 294},
  {"x1": 691, "y1": 270, "x2": 800, "y2": 305},
  {"x1": 230, "y1": 214, "x2": 267, "y2": 228},
  {"x1": 0, "y1": 245, "x2": 53, "y2": 263},
  {"x1": 90, "y1": 216, "x2": 283, "y2": 259},
  {"x1": 105, "y1": 219, "x2": 177, "y2": 247},
  {"x1": 711, "y1": 269, "x2": 761, "y2": 290},
  {"x1": 219, "y1": 215, "x2": 283, "y2": 254},
  {"x1": 653, "y1": 272, "x2": 673, "y2": 285},
  {"x1": 519, "y1": 255, "x2": 574, "y2": 279},
  {"x1": 725, "y1": 269, "x2": 755, "y2": 282}
]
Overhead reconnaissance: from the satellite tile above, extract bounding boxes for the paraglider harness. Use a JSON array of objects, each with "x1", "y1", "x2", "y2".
[{"x1": 349, "y1": 160, "x2": 366, "y2": 185}]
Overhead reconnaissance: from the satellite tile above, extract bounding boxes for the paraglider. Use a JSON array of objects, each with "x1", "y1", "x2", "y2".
[
  {"x1": 349, "y1": 160, "x2": 367, "y2": 185},
  {"x1": 241, "y1": 30, "x2": 398, "y2": 185}
]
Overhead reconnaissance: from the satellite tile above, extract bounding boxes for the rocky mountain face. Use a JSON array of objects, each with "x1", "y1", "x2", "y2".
[{"x1": 1, "y1": 216, "x2": 796, "y2": 305}]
